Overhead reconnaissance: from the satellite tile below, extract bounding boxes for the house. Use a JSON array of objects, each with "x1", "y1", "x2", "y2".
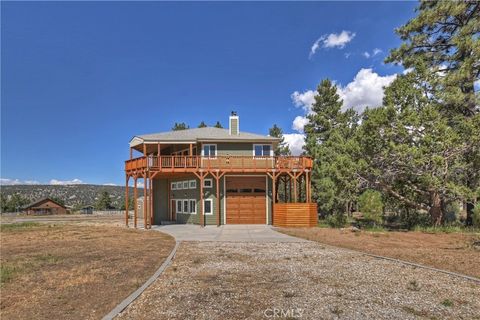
[
  {"x1": 23, "y1": 197, "x2": 67, "y2": 215},
  {"x1": 81, "y1": 205, "x2": 94, "y2": 214},
  {"x1": 124, "y1": 112, "x2": 317, "y2": 228}
]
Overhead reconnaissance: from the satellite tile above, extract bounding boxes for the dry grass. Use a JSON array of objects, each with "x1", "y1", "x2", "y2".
[
  {"x1": 278, "y1": 227, "x2": 480, "y2": 279},
  {"x1": 0, "y1": 223, "x2": 175, "y2": 320}
]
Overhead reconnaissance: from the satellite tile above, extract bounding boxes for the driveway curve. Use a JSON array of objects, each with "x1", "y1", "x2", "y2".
[{"x1": 116, "y1": 225, "x2": 480, "y2": 319}]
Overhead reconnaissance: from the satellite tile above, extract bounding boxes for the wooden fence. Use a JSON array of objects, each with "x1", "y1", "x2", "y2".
[{"x1": 273, "y1": 203, "x2": 318, "y2": 227}]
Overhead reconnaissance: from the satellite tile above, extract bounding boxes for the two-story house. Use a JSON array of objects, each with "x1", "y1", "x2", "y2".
[{"x1": 124, "y1": 112, "x2": 317, "y2": 228}]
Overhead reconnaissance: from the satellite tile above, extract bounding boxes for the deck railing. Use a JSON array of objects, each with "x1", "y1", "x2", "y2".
[{"x1": 125, "y1": 155, "x2": 313, "y2": 172}]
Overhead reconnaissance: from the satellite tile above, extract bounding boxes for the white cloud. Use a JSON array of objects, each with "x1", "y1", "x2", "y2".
[
  {"x1": 288, "y1": 68, "x2": 397, "y2": 135},
  {"x1": 363, "y1": 48, "x2": 382, "y2": 59},
  {"x1": 292, "y1": 116, "x2": 310, "y2": 133},
  {"x1": 291, "y1": 90, "x2": 316, "y2": 114},
  {"x1": 373, "y1": 48, "x2": 382, "y2": 56},
  {"x1": 402, "y1": 67, "x2": 414, "y2": 75},
  {"x1": 283, "y1": 133, "x2": 306, "y2": 156},
  {"x1": 49, "y1": 178, "x2": 84, "y2": 185},
  {"x1": 309, "y1": 30, "x2": 356, "y2": 58},
  {"x1": 336, "y1": 68, "x2": 397, "y2": 112},
  {"x1": 344, "y1": 52, "x2": 351, "y2": 59},
  {"x1": 0, "y1": 178, "x2": 40, "y2": 185}
]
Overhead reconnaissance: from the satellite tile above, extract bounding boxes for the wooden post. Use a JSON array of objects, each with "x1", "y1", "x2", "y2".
[
  {"x1": 125, "y1": 175, "x2": 129, "y2": 227},
  {"x1": 134, "y1": 177, "x2": 138, "y2": 228},
  {"x1": 144, "y1": 175, "x2": 148, "y2": 229},
  {"x1": 130, "y1": 147, "x2": 133, "y2": 160},
  {"x1": 157, "y1": 143, "x2": 160, "y2": 156},
  {"x1": 199, "y1": 173, "x2": 204, "y2": 227},
  {"x1": 215, "y1": 173, "x2": 221, "y2": 226},
  {"x1": 293, "y1": 175, "x2": 298, "y2": 203},
  {"x1": 305, "y1": 171, "x2": 310, "y2": 203},
  {"x1": 272, "y1": 172, "x2": 277, "y2": 225},
  {"x1": 284, "y1": 176, "x2": 287, "y2": 203},
  {"x1": 308, "y1": 171, "x2": 312, "y2": 202},
  {"x1": 150, "y1": 173, "x2": 154, "y2": 226},
  {"x1": 143, "y1": 143, "x2": 147, "y2": 156}
]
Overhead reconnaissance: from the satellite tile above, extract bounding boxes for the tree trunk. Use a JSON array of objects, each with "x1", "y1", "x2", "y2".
[{"x1": 429, "y1": 192, "x2": 443, "y2": 226}]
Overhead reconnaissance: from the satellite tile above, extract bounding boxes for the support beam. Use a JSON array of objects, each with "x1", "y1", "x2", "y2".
[
  {"x1": 150, "y1": 173, "x2": 154, "y2": 226},
  {"x1": 143, "y1": 143, "x2": 147, "y2": 156},
  {"x1": 130, "y1": 147, "x2": 133, "y2": 160},
  {"x1": 214, "y1": 173, "x2": 220, "y2": 226},
  {"x1": 293, "y1": 175, "x2": 298, "y2": 203},
  {"x1": 134, "y1": 177, "x2": 138, "y2": 228},
  {"x1": 143, "y1": 175, "x2": 148, "y2": 229},
  {"x1": 125, "y1": 175, "x2": 129, "y2": 227},
  {"x1": 200, "y1": 174, "x2": 204, "y2": 227}
]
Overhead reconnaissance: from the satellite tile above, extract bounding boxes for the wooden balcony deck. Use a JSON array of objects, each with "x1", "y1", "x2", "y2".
[{"x1": 125, "y1": 155, "x2": 313, "y2": 174}]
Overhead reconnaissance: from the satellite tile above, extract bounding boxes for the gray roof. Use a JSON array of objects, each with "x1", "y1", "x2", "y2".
[{"x1": 130, "y1": 127, "x2": 279, "y2": 146}]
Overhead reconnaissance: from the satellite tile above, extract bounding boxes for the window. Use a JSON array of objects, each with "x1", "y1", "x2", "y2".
[
  {"x1": 183, "y1": 181, "x2": 189, "y2": 189},
  {"x1": 176, "y1": 182, "x2": 183, "y2": 190},
  {"x1": 203, "y1": 199, "x2": 213, "y2": 215},
  {"x1": 202, "y1": 144, "x2": 217, "y2": 158},
  {"x1": 189, "y1": 180, "x2": 197, "y2": 189},
  {"x1": 171, "y1": 182, "x2": 176, "y2": 190},
  {"x1": 254, "y1": 144, "x2": 272, "y2": 157},
  {"x1": 176, "y1": 200, "x2": 182, "y2": 213},
  {"x1": 203, "y1": 178, "x2": 213, "y2": 188},
  {"x1": 183, "y1": 199, "x2": 189, "y2": 213},
  {"x1": 189, "y1": 199, "x2": 196, "y2": 214}
]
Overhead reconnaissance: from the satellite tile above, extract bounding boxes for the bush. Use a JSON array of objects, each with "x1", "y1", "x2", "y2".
[
  {"x1": 473, "y1": 204, "x2": 480, "y2": 228},
  {"x1": 358, "y1": 190, "x2": 383, "y2": 225},
  {"x1": 325, "y1": 213, "x2": 347, "y2": 228}
]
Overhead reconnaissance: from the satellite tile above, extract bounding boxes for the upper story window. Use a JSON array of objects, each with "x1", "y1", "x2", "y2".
[
  {"x1": 202, "y1": 144, "x2": 217, "y2": 158},
  {"x1": 253, "y1": 144, "x2": 272, "y2": 157}
]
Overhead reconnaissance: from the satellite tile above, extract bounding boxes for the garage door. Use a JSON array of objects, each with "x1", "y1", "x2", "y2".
[{"x1": 226, "y1": 176, "x2": 266, "y2": 224}]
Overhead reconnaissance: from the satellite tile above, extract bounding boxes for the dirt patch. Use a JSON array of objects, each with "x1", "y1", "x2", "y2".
[
  {"x1": 0, "y1": 223, "x2": 175, "y2": 320},
  {"x1": 117, "y1": 242, "x2": 480, "y2": 319},
  {"x1": 278, "y1": 227, "x2": 480, "y2": 279}
]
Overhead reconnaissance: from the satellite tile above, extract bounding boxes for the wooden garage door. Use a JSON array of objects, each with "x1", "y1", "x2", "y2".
[{"x1": 226, "y1": 176, "x2": 266, "y2": 224}]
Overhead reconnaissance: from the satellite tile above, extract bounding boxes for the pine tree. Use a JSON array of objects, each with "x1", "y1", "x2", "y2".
[
  {"x1": 172, "y1": 122, "x2": 189, "y2": 131},
  {"x1": 214, "y1": 121, "x2": 223, "y2": 128},
  {"x1": 304, "y1": 79, "x2": 360, "y2": 216},
  {"x1": 268, "y1": 124, "x2": 291, "y2": 156},
  {"x1": 198, "y1": 121, "x2": 207, "y2": 128},
  {"x1": 95, "y1": 191, "x2": 113, "y2": 210},
  {"x1": 386, "y1": 1, "x2": 479, "y2": 117}
]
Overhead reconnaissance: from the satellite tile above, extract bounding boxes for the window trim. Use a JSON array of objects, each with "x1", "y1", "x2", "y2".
[
  {"x1": 203, "y1": 199, "x2": 213, "y2": 215},
  {"x1": 176, "y1": 181, "x2": 183, "y2": 190},
  {"x1": 189, "y1": 180, "x2": 197, "y2": 189},
  {"x1": 171, "y1": 182, "x2": 176, "y2": 190},
  {"x1": 253, "y1": 144, "x2": 273, "y2": 157},
  {"x1": 183, "y1": 181, "x2": 189, "y2": 189},
  {"x1": 183, "y1": 199, "x2": 189, "y2": 214},
  {"x1": 203, "y1": 178, "x2": 213, "y2": 188},
  {"x1": 201, "y1": 144, "x2": 217, "y2": 158},
  {"x1": 176, "y1": 199, "x2": 183, "y2": 213},
  {"x1": 189, "y1": 199, "x2": 197, "y2": 214}
]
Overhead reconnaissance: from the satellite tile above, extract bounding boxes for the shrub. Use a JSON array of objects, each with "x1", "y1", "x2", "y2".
[
  {"x1": 358, "y1": 190, "x2": 383, "y2": 225},
  {"x1": 325, "y1": 213, "x2": 347, "y2": 228},
  {"x1": 473, "y1": 204, "x2": 480, "y2": 228}
]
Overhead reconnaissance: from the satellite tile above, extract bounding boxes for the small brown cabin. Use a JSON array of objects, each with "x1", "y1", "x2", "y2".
[{"x1": 24, "y1": 198, "x2": 67, "y2": 215}]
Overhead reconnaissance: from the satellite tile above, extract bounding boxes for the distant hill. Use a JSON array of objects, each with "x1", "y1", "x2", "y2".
[{"x1": 0, "y1": 184, "x2": 142, "y2": 208}]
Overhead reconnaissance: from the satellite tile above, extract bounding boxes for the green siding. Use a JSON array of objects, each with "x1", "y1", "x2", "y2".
[
  {"x1": 152, "y1": 179, "x2": 169, "y2": 224},
  {"x1": 153, "y1": 174, "x2": 272, "y2": 225}
]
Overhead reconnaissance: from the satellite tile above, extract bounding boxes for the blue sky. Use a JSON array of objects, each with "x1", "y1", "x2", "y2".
[{"x1": 1, "y1": 1, "x2": 417, "y2": 186}]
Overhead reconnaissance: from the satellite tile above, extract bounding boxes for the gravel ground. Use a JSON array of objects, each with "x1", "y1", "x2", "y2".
[{"x1": 117, "y1": 241, "x2": 480, "y2": 320}]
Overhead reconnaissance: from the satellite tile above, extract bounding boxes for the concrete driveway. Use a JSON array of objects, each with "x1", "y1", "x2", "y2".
[{"x1": 151, "y1": 224, "x2": 306, "y2": 242}]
